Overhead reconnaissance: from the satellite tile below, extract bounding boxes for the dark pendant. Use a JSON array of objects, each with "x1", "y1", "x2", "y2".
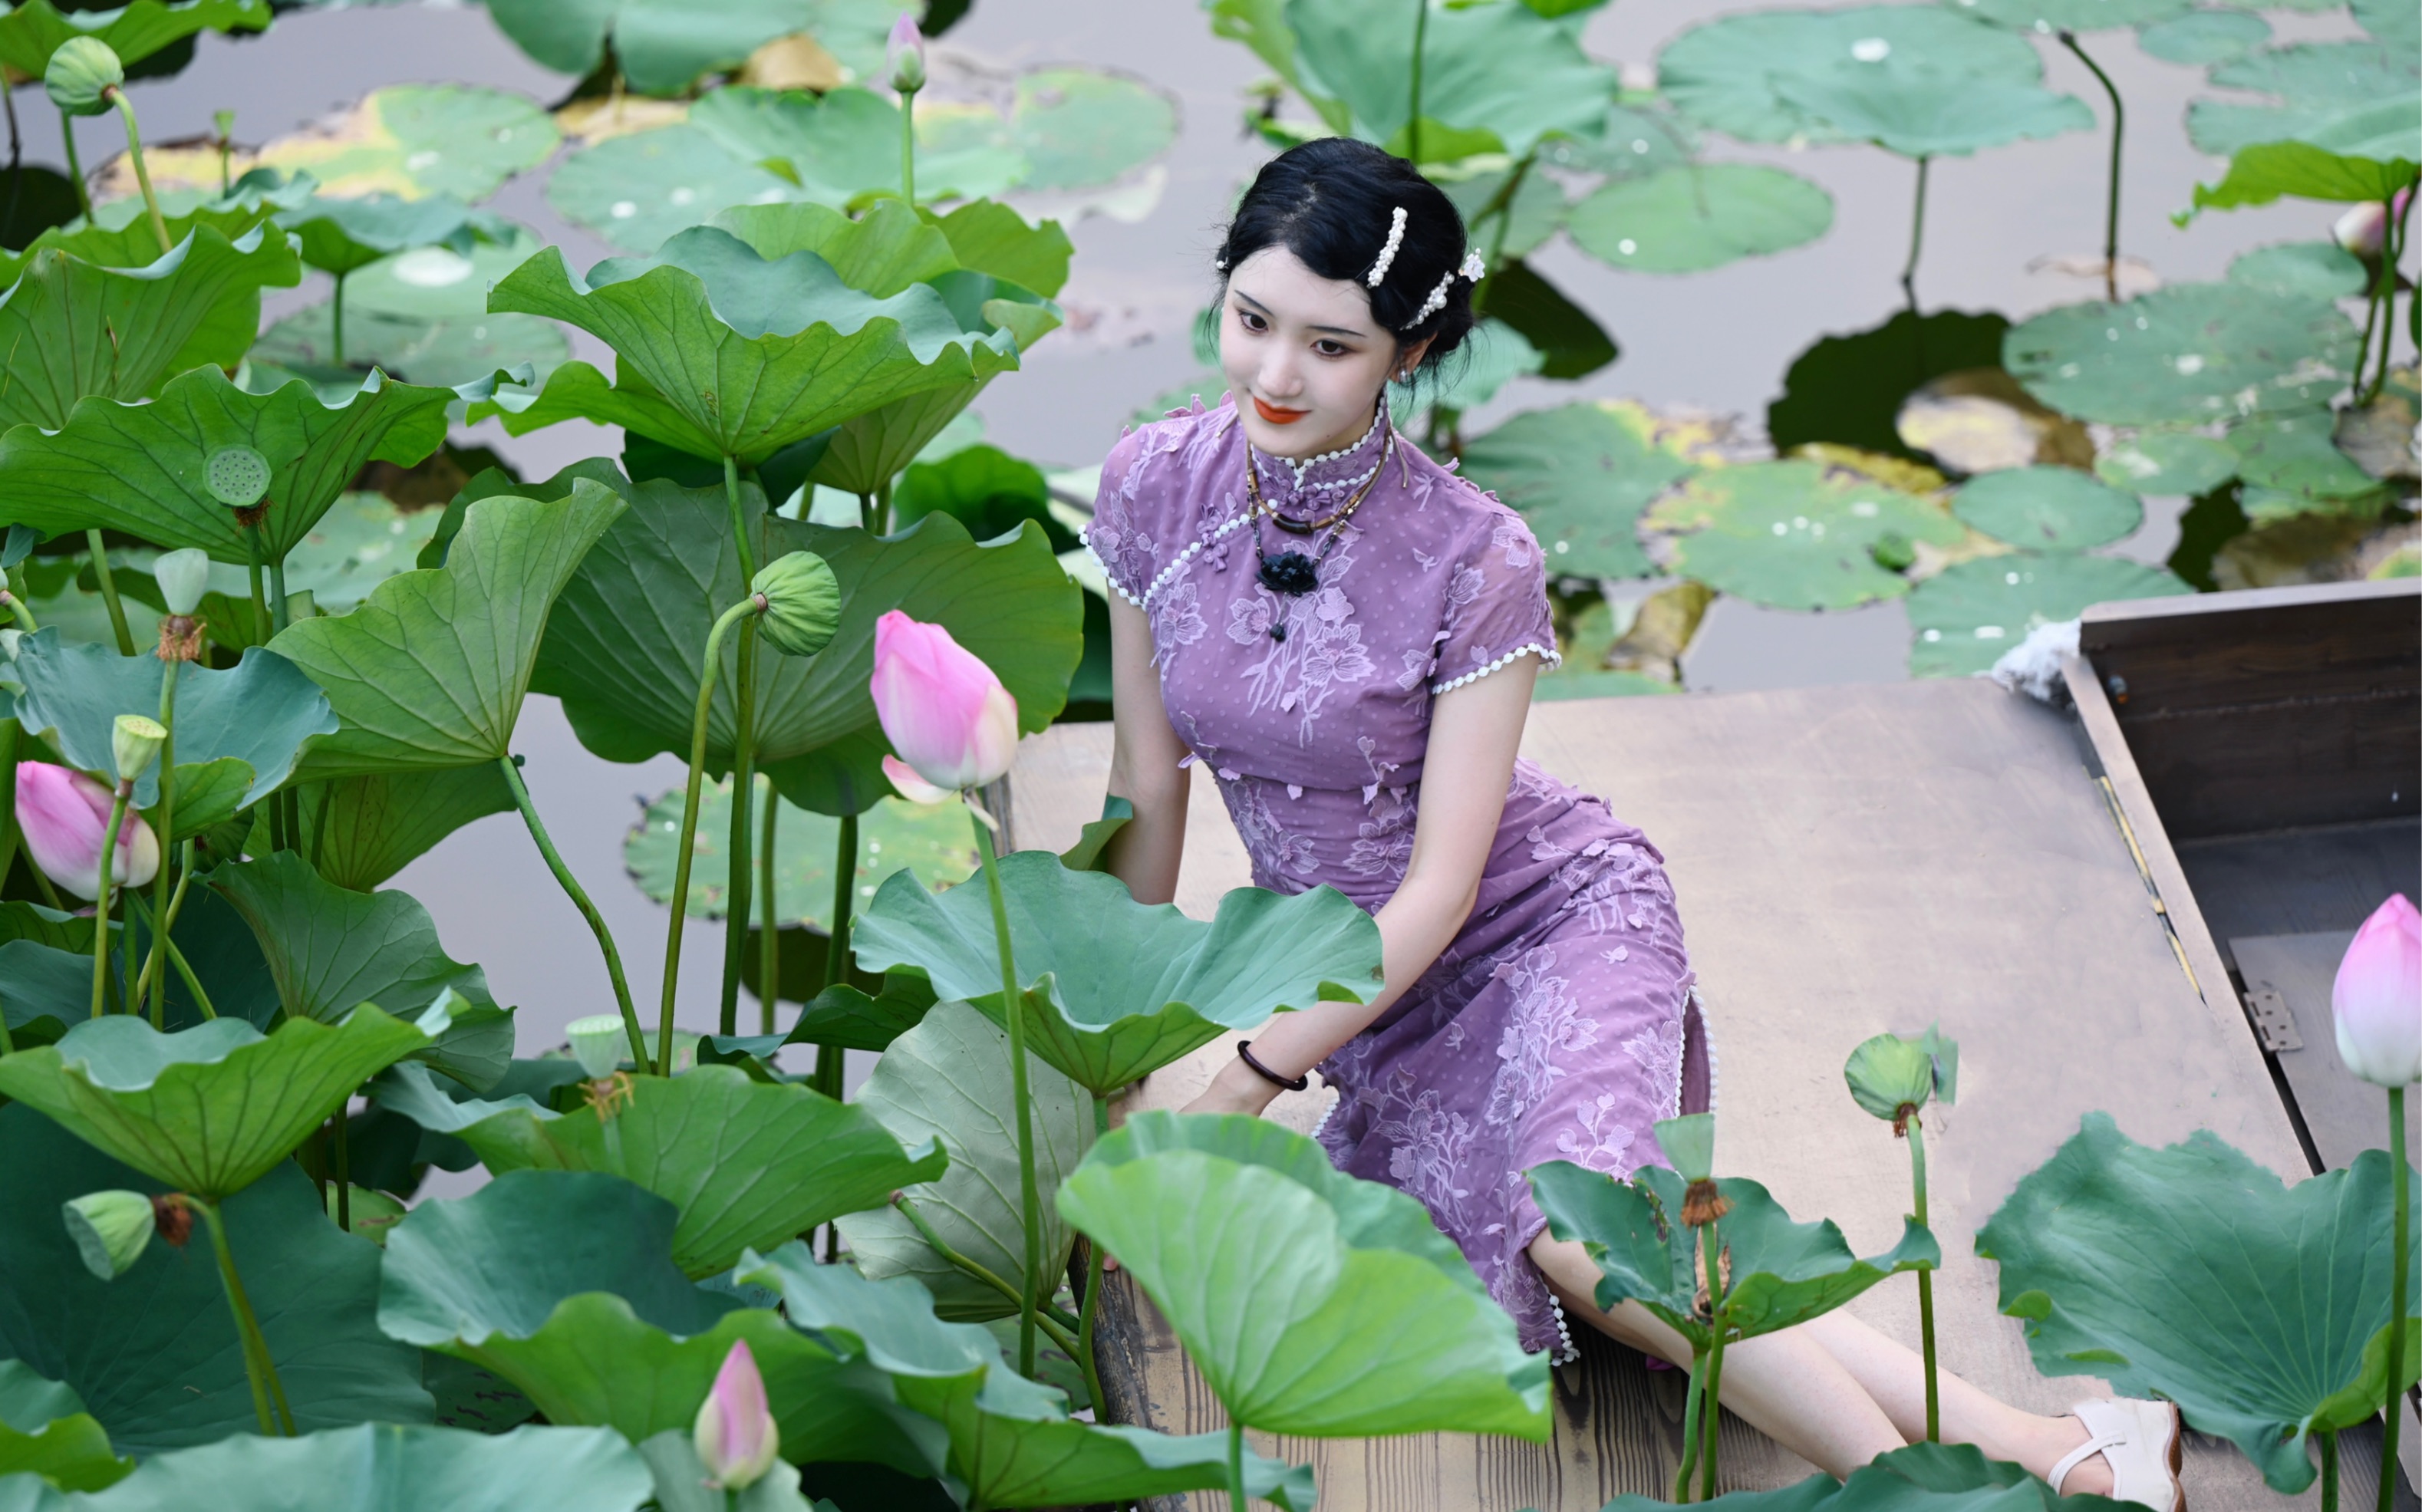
[
  {"x1": 1270, "y1": 621, "x2": 1287, "y2": 642},
  {"x1": 1257, "y1": 551, "x2": 1320, "y2": 596}
]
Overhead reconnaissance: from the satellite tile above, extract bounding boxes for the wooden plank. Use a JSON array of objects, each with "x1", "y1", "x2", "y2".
[
  {"x1": 2229, "y1": 931, "x2": 2422, "y2": 1174},
  {"x1": 2174, "y1": 819, "x2": 2422, "y2": 953},
  {"x1": 1005, "y1": 680, "x2": 2331, "y2": 1512}
]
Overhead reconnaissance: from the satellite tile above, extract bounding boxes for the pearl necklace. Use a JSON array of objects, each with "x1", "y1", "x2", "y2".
[{"x1": 1244, "y1": 429, "x2": 1393, "y2": 641}]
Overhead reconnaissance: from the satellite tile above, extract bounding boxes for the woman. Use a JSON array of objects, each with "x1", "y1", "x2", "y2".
[{"x1": 1082, "y1": 137, "x2": 2181, "y2": 1510}]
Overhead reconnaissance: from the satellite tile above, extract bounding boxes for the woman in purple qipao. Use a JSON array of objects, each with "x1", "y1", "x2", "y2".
[{"x1": 1084, "y1": 138, "x2": 2181, "y2": 1510}]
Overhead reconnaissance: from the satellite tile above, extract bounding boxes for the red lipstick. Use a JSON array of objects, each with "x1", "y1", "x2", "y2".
[{"x1": 1253, "y1": 397, "x2": 1308, "y2": 424}]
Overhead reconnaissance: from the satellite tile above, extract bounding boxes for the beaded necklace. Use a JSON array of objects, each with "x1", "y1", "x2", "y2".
[{"x1": 1244, "y1": 427, "x2": 1393, "y2": 641}]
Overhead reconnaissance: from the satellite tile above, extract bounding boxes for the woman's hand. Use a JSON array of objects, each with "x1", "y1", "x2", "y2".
[{"x1": 1178, "y1": 1053, "x2": 1287, "y2": 1118}]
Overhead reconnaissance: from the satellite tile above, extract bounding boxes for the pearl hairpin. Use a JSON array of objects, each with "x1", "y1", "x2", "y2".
[{"x1": 1366, "y1": 206, "x2": 1408, "y2": 286}]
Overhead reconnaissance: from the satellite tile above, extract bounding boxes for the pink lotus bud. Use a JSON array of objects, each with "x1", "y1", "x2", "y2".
[
  {"x1": 692, "y1": 1339, "x2": 780, "y2": 1491},
  {"x1": 2335, "y1": 189, "x2": 2411, "y2": 259},
  {"x1": 15, "y1": 762, "x2": 158, "y2": 901},
  {"x1": 887, "y1": 13, "x2": 927, "y2": 93},
  {"x1": 869, "y1": 611, "x2": 1019, "y2": 795},
  {"x1": 2334, "y1": 894, "x2": 2422, "y2": 1088},
  {"x1": 881, "y1": 754, "x2": 957, "y2": 805}
]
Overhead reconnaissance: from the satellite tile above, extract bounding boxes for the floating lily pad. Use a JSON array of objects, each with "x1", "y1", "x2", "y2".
[
  {"x1": 2227, "y1": 240, "x2": 2369, "y2": 300},
  {"x1": 1538, "y1": 105, "x2": 1699, "y2": 180},
  {"x1": 1460, "y1": 401, "x2": 1694, "y2": 579},
  {"x1": 250, "y1": 305, "x2": 567, "y2": 399},
  {"x1": 2353, "y1": 0, "x2": 2418, "y2": 50},
  {"x1": 484, "y1": 0, "x2": 900, "y2": 96},
  {"x1": 1284, "y1": 0, "x2": 1616, "y2": 158},
  {"x1": 2226, "y1": 408, "x2": 2382, "y2": 501},
  {"x1": 696, "y1": 86, "x2": 1025, "y2": 208},
  {"x1": 1773, "y1": 64, "x2": 2093, "y2": 158},
  {"x1": 1644, "y1": 459, "x2": 1962, "y2": 609},
  {"x1": 1943, "y1": 0, "x2": 2193, "y2": 33},
  {"x1": 920, "y1": 68, "x2": 1178, "y2": 192},
  {"x1": 1568, "y1": 163, "x2": 1833, "y2": 274},
  {"x1": 544, "y1": 124, "x2": 798, "y2": 256},
  {"x1": 276, "y1": 194, "x2": 511, "y2": 279},
  {"x1": 0, "y1": 0, "x2": 268, "y2": 77},
  {"x1": 259, "y1": 84, "x2": 559, "y2": 203},
  {"x1": 1951, "y1": 466, "x2": 2142, "y2": 548},
  {"x1": 1907, "y1": 554, "x2": 2189, "y2": 676},
  {"x1": 2137, "y1": 8, "x2": 2269, "y2": 64},
  {"x1": 2004, "y1": 282, "x2": 2360, "y2": 425},
  {"x1": 2094, "y1": 430, "x2": 2241, "y2": 496},
  {"x1": 341, "y1": 231, "x2": 548, "y2": 321},
  {"x1": 2186, "y1": 42, "x2": 2420, "y2": 160},
  {"x1": 835, "y1": 1003, "x2": 1093, "y2": 1322},
  {"x1": 625, "y1": 779, "x2": 977, "y2": 927},
  {"x1": 247, "y1": 492, "x2": 443, "y2": 613}
]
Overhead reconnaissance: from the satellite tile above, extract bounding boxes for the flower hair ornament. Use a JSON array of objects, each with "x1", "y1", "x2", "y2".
[
  {"x1": 1366, "y1": 206, "x2": 1409, "y2": 286},
  {"x1": 1411, "y1": 249, "x2": 1488, "y2": 325}
]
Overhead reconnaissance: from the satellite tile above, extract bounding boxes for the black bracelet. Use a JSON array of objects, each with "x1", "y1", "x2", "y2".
[{"x1": 1236, "y1": 1040, "x2": 1310, "y2": 1092}]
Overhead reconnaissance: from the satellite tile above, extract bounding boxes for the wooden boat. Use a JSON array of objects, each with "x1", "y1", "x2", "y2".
[{"x1": 1000, "y1": 575, "x2": 2419, "y2": 1512}]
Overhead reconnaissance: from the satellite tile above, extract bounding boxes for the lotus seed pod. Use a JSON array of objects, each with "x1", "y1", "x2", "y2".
[
  {"x1": 153, "y1": 547, "x2": 210, "y2": 617},
  {"x1": 751, "y1": 551, "x2": 842, "y2": 659},
  {"x1": 565, "y1": 1015, "x2": 630, "y2": 1079},
  {"x1": 44, "y1": 38, "x2": 123, "y2": 117},
  {"x1": 63, "y1": 1190, "x2": 155, "y2": 1280},
  {"x1": 112, "y1": 714, "x2": 166, "y2": 783},
  {"x1": 1843, "y1": 1024, "x2": 1959, "y2": 1125},
  {"x1": 203, "y1": 446, "x2": 272, "y2": 509}
]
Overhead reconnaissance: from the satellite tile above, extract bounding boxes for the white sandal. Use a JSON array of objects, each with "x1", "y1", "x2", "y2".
[{"x1": 2049, "y1": 1398, "x2": 2186, "y2": 1512}]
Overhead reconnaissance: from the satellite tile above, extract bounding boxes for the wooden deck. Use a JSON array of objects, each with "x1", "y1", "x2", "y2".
[{"x1": 1003, "y1": 677, "x2": 2363, "y2": 1512}]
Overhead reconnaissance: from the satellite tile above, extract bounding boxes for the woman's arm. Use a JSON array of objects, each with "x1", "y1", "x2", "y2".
[
  {"x1": 1186, "y1": 652, "x2": 1542, "y2": 1115},
  {"x1": 1097, "y1": 593, "x2": 1192, "y2": 907}
]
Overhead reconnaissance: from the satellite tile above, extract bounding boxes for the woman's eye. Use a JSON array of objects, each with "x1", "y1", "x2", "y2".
[
  {"x1": 1237, "y1": 309, "x2": 1267, "y2": 332},
  {"x1": 1313, "y1": 341, "x2": 1347, "y2": 357}
]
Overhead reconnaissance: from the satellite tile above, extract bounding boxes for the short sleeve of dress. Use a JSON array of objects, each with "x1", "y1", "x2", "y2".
[
  {"x1": 1431, "y1": 507, "x2": 1563, "y2": 694},
  {"x1": 1082, "y1": 426, "x2": 1161, "y2": 609}
]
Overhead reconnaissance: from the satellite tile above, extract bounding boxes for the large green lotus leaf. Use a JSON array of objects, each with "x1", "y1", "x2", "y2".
[
  {"x1": 0, "y1": 940, "x2": 97, "y2": 1048},
  {"x1": 1061, "y1": 1112, "x2": 1550, "y2": 1439},
  {"x1": 249, "y1": 305, "x2": 568, "y2": 400},
  {"x1": 0, "y1": 0, "x2": 267, "y2": 75},
  {"x1": 1460, "y1": 402, "x2": 1692, "y2": 579},
  {"x1": 8, "y1": 631, "x2": 334, "y2": 812},
  {"x1": 1659, "y1": 5, "x2": 2046, "y2": 145},
  {"x1": 1601, "y1": 1440, "x2": 2144, "y2": 1512},
  {"x1": 2185, "y1": 42, "x2": 2419, "y2": 160},
  {"x1": 297, "y1": 765, "x2": 517, "y2": 893},
  {"x1": 917, "y1": 68, "x2": 1179, "y2": 193},
  {"x1": 625, "y1": 779, "x2": 977, "y2": 927},
  {"x1": 1941, "y1": 0, "x2": 2192, "y2": 32},
  {"x1": 921, "y1": 201, "x2": 1073, "y2": 300},
  {"x1": 483, "y1": 219, "x2": 1024, "y2": 463},
  {"x1": 2137, "y1": 8, "x2": 2270, "y2": 65},
  {"x1": 807, "y1": 382, "x2": 997, "y2": 499},
  {"x1": 257, "y1": 85, "x2": 559, "y2": 203},
  {"x1": 1951, "y1": 466, "x2": 2142, "y2": 549},
  {"x1": 443, "y1": 1066, "x2": 946, "y2": 1279},
  {"x1": 0, "y1": 364, "x2": 460, "y2": 565},
  {"x1": 2227, "y1": 240, "x2": 2369, "y2": 301},
  {"x1": 834, "y1": 1003, "x2": 1092, "y2": 1322},
  {"x1": 1772, "y1": 65, "x2": 2092, "y2": 158},
  {"x1": 2353, "y1": 0, "x2": 2418, "y2": 49},
  {"x1": 1441, "y1": 165, "x2": 1568, "y2": 262},
  {"x1": 341, "y1": 230, "x2": 548, "y2": 321},
  {"x1": 2192, "y1": 126, "x2": 2422, "y2": 214},
  {"x1": 1530, "y1": 1160, "x2": 1939, "y2": 1351},
  {"x1": 2093, "y1": 430, "x2": 2240, "y2": 496},
  {"x1": 0, "y1": 1104, "x2": 432, "y2": 1454},
  {"x1": 276, "y1": 194, "x2": 512, "y2": 279},
  {"x1": 543, "y1": 124, "x2": 797, "y2": 256},
  {"x1": 269, "y1": 486, "x2": 626, "y2": 780},
  {"x1": 1907, "y1": 554, "x2": 2188, "y2": 677},
  {"x1": 1976, "y1": 1113, "x2": 2420, "y2": 1493},
  {"x1": 2004, "y1": 282, "x2": 2360, "y2": 426},
  {"x1": 1204, "y1": 0, "x2": 1351, "y2": 133},
  {"x1": 483, "y1": 0, "x2": 903, "y2": 96},
  {"x1": 231, "y1": 492, "x2": 440, "y2": 615},
  {"x1": 1283, "y1": 0, "x2": 1615, "y2": 158},
  {"x1": 694, "y1": 87, "x2": 1027, "y2": 209},
  {"x1": 377, "y1": 1171, "x2": 940, "y2": 1471},
  {"x1": 739, "y1": 1243, "x2": 1317, "y2": 1510},
  {"x1": 851, "y1": 850, "x2": 1383, "y2": 1096},
  {"x1": 12, "y1": 1424, "x2": 656, "y2": 1512},
  {"x1": 2225, "y1": 408, "x2": 2382, "y2": 503},
  {"x1": 1643, "y1": 460, "x2": 1964, "y2": 610},
  {"x1": 0, "y1": 215, "x2": 301, "y2": 435},
  {"x1": 0, "y1": 1363, "x2": 128, "y2": 1493},
  {"x1": 1567, "y1": 165, "x2": 1833, "y2": 275},
  {"x1": 0, "y1": 1005, "x2": 440, "y2": 1198},
  {"x1": 530, "y1": 479, "x2": 1077, "y2": 812}
]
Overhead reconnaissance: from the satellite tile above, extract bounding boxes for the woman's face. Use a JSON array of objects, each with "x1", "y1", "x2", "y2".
[{"x1": 1219, "y1": 245, "x2": 1422, "y2": 460}]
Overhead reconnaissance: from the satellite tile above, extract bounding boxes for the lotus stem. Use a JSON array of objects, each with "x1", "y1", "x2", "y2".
[
  {"x1": 1077, "y1": 1236, "x2": 1109, "y2": 1421},
  {"x1": 895, "y1": 1195, "x2": 1085, "y2": 1349},
  {"x1": 191, "y1": 1197, "x2": 295, "y2": 1435},
  {"x1": 972, "y1": 810, "x2": 1043, "y2": 1379},
  {"x1": 1698, "y1": 1219, "x2": 1729, "y2": 1501},
  {"x1": 104, "y1": 87, "x2": 170, "y2": 258},
  {"x1": 84, "y1": 530, "x2": 135, "y2": 655},
  {"x1": 2384, "y1": 1084, "x2": 2409, "y2": 1512},
  {"x1": 2321, "y1": 1426, "x2": 2338, "y2": 1512},
  {"x1": 333, "y1": 1105, "x2": 350, "y2": 1232},
  {"x1": 331, "y1": 272, "x2": 348, "y2": 369},
  {"x1": 662, "y1": 596, "x2": 760, "y2": 1072},
  {"x1": 57, "y1": 107, "x2": 89, "y2": 220},
  {"x1": 874, "y1": 478, "x2": 893, "y2": 535},
  {"x1": 498, "y1": 753, "x2": 648, "y2": 1072},
  {"x1": 130, "y1": 845, "x2": 199, "y2": 1011},
  {"x1": 1227, "y1": 1418, "x2": 1246, "y2": 1512},
  {"x1": 91, "y1": 781, "x2": 130, "y2": 1018},
  {"x1": 1900, "y1": 156, "x2": 1930, "y2": 314},
  {"x1": 857, "y1": 492, "x2": 875, "y2": 532},
  {"x1": 2057, "y1": 32, "x2": 2124, "y2": 304},
  {"x1": 146, "y1": 660, "x2": 178, "y2": 1024},
  {"x1": 757, "y1": 783, "x2": 779, "y2": 1033},
  {"x1": 2361, "y1": 193, "x2": 2413, "y2": 405},
  {"x1": 243, "y1": 528, "x2": 271, "y2": 645},
  {"x1": 267, "y1": 555, "x2": 289, "y2": 634},
  {"x1": 5, "y1": 84, "x2": 22, "y2": 250},
  {"x1": 1909, "y1": 1115, "x2": 1940, "y2": 1441},
  {"x1": 814, "y1": 809, "x2": 858, "y2": 1099},
  {"x1": 1674, "y1": 1342, "x2": 1708, "y2": 1502},
  {"x1": 720, "y1": 455, "x2": 763, "y2": 1039},
  {"x1": 900, "y1": 87, "x2": 916, "y2": 205},
  {"x1": 1406, "y1": 0, "x2": 1429, "y2": 166},
  {"x1": 0, "y1": 716, "x2": 19, "y2": 909}
]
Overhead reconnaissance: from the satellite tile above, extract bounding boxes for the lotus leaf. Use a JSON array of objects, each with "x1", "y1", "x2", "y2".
[
  {"x1": 1600, "y1": 1440, "x2": 2141, "y2": 1512},
  {"x1": 0, "y1": 1363, "x2": 127, "y2": 1493},
  {"x1": 1460, "y1": 401, "x2": 1694, "y2": 579},
  {"x1": 227, "y1": 493, "x2": 441, "y2": 614},
  {"x1": 433, "y1": 1066, "x2": 946, "y2": 1278},
  {"x1": 1658, "y1": 6, "x2": 2045, "y2": 146},
  {"x1": 2004, "y1": 282, "x2": 2359, "y2": 426},
  {"x1": 1389, "y1": 318, "x2": 1544, "y2": 417},
  {"x1": 1470, "y1": 262, "x2": 1616, "y2": 382},
  {"x1": 529, "y1": 478, "x2": 1076, "y2": 814},
  {"x1": 2137, "y1": 8, "x2": 2269, "y2": 65},
  {"x1": 295, "y1": 765, "x2": 518, "y2": 893},
  {"x1": 1951, "y1": 467, "x2": 2142, "y2": 549},
  {"x1": 835, "y1": 1003, "x2": 1092, "y2": 1322},
  {"x1": 2193, "y1": 128, "x2": 2422, "y2": 213},
  {"x1": 917, "y1": 68, "x2": 1180, "y2": 194},
  {"x1": 1976, "y1": 1113, "x2": 2420, "y2": 1493},
  {"x1": 1061, "y1": 1112, "x2": 1550, "y2": 1438},
  {"x1": 2229, "y1": 241, "x2": 2370, "y2": 303},
  {"x1": 0, "y1": 364, "x2": 466, "y2": 565},
  {"x1": 635, "y1": 1431, "x2": 836, "y2": 1512},
  {"x1": 484, "y1": 0, "x2": 901, "y2": 96},
  {"x1": 0, "y1": 213, "x2": 301, "y2": 435},
  {"x1": 1772, "y1": 65, "x2": 2092, "y2": 159},
  {"x1": 269, "y1": 485, "x2": 626, "y2": 781},
  {"x1": 276, "y1": 195, "x2": 512, "y2": 279},
  {"x1": 1531, "y1": 1159, "x2": 1939, "y2": 1352},
  {"x1": 2185, "y1": 42, "x2": 2419, "y2": 160},
  {"x1": 2353, "y1": 0, "x2": 2418, "y2": 49},
  {"x1": 1941, "y1": 0, "x2": 2193, "y2": 33},
  {"x1": 0, "y1": 0, "x2": 268, "y2": 77},
  {"x1": 8, "y1": 631, "x2": 331, "y2": 826},
  {"x1": 2226, "y1": 408, "x2": 2381, "y2": 501},
  {"x1": 1567, "y1": 165, "x2": 1834, "y2": 275},
  {"x1": 693, "y1": 86, "x2": 1026, "y2": 206},
  {"x1": 1908, "y1": 555, "x2": 2187, "y2": 676},
  {"x1": 1283, "y1": 0, "x2": 1615, "y2": 158},
  {"x1": 0, "y1": 1004, "x2": 443, "y2": 1198},
  {"x1": 1643, "y1": 460, "x2": 1963, "y2": 609},
  {"x1": 257, "y1": 84, "x2": 558, "y2": 203},
  {"x1": 340, "y1": 230, "x2": 547, "y2": 321},
  {"x1": 542, "y1": 124, "x2": 797, "y2": 257},
  {"x1": 250, "y1": 305, "x2": 568, "y2": 400},
  {"x1": 2094, "y1": 431, "x2": 2240, "y2": 496},
  {"x1": 627, "y1": 779, "x2": 977, "y2": 928},
  {"x1": 921, "y1": 200, "x2": 1074, "y2": 300},
  {"x1": 376, "y1": 1171, "x2": 938, "y2": 1471},
  {"x1": 739, "y1": 1244, "x2": 1318, "y2": 1510},
  {"x1": 1540, "y1": 107, "x2": 1698, "y2": 181},
  {"x1": 0, "y1": 1104, "x2": 432, "y2": 1454}
]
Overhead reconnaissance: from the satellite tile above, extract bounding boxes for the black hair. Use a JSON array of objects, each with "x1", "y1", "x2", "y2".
[{"x1": 1214, "y1": 137, "x2": 1477, "y2": 380}]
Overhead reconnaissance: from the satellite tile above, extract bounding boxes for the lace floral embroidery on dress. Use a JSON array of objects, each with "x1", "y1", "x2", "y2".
[
  {"x1": 1153, "y1": 577, "x2": 1208, "y2": 662},
  {"x1": 1343, "y1": 786, "x2": 1419, "y2": 881},
  {"x1": 1483, "y1": 947, "x2": 1600, "y2": 1129},
  {"x1": 1367, "y1": 1065, "x2": 1478, "y2": 1224},
  {"x1": 1625, "y1": 1013, "x2": 1688, "y2": 1122},
  {"x1": 1231, "y1": 533, "x2": 1380, "y2": 742},
  {"x1": 1225, "y1": 774, "x2": 1321, "y2": 885}
]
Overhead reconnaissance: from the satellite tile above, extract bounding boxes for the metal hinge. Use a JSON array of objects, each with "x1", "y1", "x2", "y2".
[{"x1": 2242, "y1": 988, "x2": 2303, "y2": 1052}]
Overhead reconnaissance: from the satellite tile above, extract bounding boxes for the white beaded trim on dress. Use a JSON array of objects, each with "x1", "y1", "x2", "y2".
[
  {"x1": 1082, "y1": 535, "x2": 1147, "y2": 609},
  {"x1": 1549, "y1": 1296, "x2": 1577, "y2": 1365},
  {"x1": 1430, "y1": 643, "x2": 1562, "y2": 695},
  {"x1": 1264, "y1": 401, "x2": 1389, "y2": 489}
]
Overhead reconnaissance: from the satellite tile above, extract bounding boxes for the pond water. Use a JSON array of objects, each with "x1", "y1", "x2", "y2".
[{"x1": 18, "y1": 0, "x2": 2385, "y2": 1058}]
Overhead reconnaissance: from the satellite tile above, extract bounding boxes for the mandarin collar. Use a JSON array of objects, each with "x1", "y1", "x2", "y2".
[{"x1": 1243, "y1": 398, "x2": 1393, "y2": 507}]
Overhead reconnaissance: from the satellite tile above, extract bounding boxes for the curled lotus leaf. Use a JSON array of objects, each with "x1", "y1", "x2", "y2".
[
  {"x1": 2192, "y1": 123, "x2": 2422, "y2": 215},
  {"x1": 0, "y1": 0, "x2": 267, "y2": 77},
  {"x1": 0, "y1": 1362, "x2": 130, "y2": 1492},
  {"x1": 1908, "y1": 554, "x2": 2188, "y2": 677},
  {"x1": 275, "y1": 193, "x2": 513, "y2": 279},
  {"x1": 297, "y1": 766, "x2": 519, "y2": 894},
  {"x1": 2005, "y1": 282, "x2": 2361, "y2": 427}
]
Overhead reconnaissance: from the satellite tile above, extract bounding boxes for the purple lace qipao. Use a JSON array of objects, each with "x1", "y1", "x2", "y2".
[{"x1": 1085, "y1": 396, "x2": 1712, "y2": 1359}]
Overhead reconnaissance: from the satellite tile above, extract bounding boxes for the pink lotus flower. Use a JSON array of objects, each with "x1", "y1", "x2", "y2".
[
  {"x1": 2335, "y1": 894, "x2": 2422, "y2": 1088},
  {"x1": 2335, "y1": 189, "x2": 2411, "y2": 260},
  {"x1": 15, "y1": 761, "x2": 157, "y2": 901},
  {"x1": 869, "y1": 610, "x2": 1018, "y2": 796},
  {"x1": 886, "y1": 12, "x2": 927, "y2": 93},
  {"x1": 692, "y1": 1339, "x2": 780, "y2": 1491}
]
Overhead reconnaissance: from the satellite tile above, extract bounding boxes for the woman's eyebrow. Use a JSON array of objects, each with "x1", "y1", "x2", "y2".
[{"x1": 1231, "y1": 287, "x2": 1370, "y2": 341}]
